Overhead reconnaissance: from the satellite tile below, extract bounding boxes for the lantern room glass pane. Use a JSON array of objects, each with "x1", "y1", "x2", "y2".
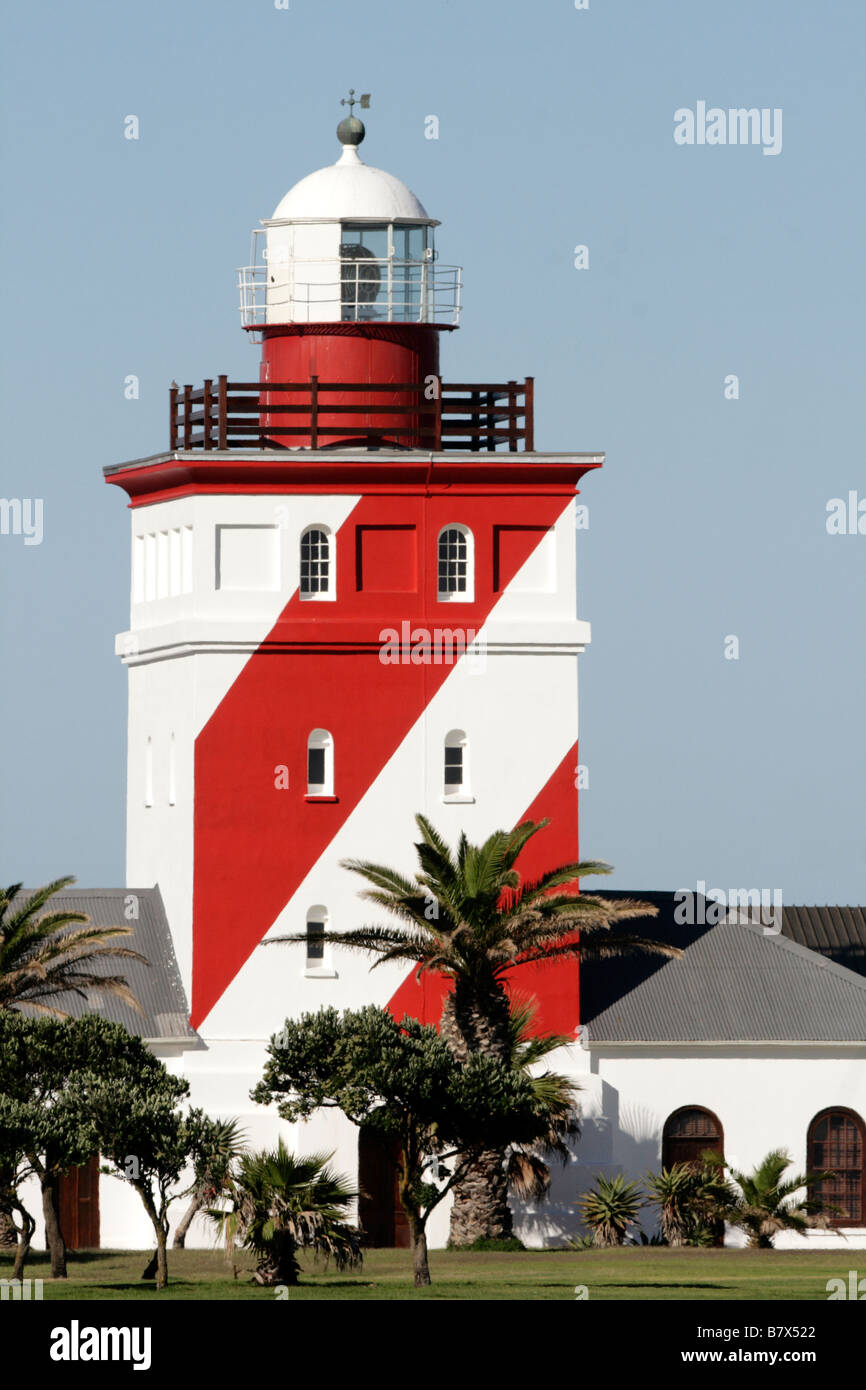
[
  {"x1": 393, "y1": 226, "x2": 428, "y2": 261},
  {"x1": 339, "y1": 224, "x2": 432, "y2": 322},
  {"x1": 341, "y1": 225, "x2": 389, "y2": 258},
  {"x1": 393, "y1": 226, "x2": 428, "y2": 319},
  {"x1": 340, "y1": 224, "x2": 388, "y2": 322}
]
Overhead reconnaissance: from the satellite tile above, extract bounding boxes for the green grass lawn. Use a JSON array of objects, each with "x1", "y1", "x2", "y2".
[{"x1": 2, "y1": 1246, "x2": 853, "y2": 1300}]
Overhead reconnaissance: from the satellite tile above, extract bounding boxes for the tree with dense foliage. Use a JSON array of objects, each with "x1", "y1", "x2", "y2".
[
  {"x1": 577, "y1": 1174, "x2": 645, "y2": 1247},
  {"x1": 270, "y1": 815, "x2": 674, "y2": 1244},
  {"x1": 0, "y1": 1012, "x2": 159, "y2": 1277},
  {"x1": 211, "y1": 1142, "x2": 361, "y2": 1286},
  {"x1": 253, "y1": 1005, "x2": 555, "y2": 1286},
  {"x1": 0, "y1": 1012, "x2": 208, "y2": 1286},
  {"x1": 0, "y1": 877, "x2": 145, "y2": 1018},
  {"x1": 89, "y1": 1079, "x2": 215, "y2": 1290}
]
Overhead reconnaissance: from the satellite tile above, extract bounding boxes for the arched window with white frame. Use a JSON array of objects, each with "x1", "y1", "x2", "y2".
[
  {"x1": 300, "y1": 526, "x2": 334, "y2": 600},
  {"x1": 304, "y1": 904, "x2": 337, "y2": 977},
  {"x1": 307, "y1": 729, "x2": 334, "y2": 796},
  {"x1": 437, "y1": 525, "x2": 474, "y2": 601},
  {"x1": 443, "y1": 729, "x2": 471, "y2": 801}
]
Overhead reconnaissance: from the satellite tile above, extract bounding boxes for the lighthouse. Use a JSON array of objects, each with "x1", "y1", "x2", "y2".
[{"x1": 105, "y1": 99, "x2": 601, "y2": 1204}]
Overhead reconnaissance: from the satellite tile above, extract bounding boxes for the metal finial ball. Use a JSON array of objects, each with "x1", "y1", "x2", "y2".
[{"x1": 337, "y1": 114, "x2": 365, "y2": 146}]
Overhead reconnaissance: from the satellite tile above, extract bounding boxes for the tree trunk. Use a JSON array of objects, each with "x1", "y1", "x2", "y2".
[
  {"x1": 398, "y1": 1153, "x2": 431, "y2": 1287},
  {"x1": 41, "y1": 1171, "x2": 67, "y2": 1279},
  {"x1": 12, "y1": 1205, "x2": 35, "y2": 1281},
  {"x1": 173, "y1": 1189, "x2": 204, "y2": 1248},
  {"x1": 134, "y1": 1184, "x2": 169, "y2": 1290},
  {"x1": 155, "y1": 1227, "x2": 168, "y2": 1290},
  {"x1": 440, "y1": 980, "x2": 511, "y2": 1064},
  {"x1": 441, "y1": 981, "x2": 514, "y2": 1246},
  {"x1": 407, "y1": 1214, "x2": 431, "y2": 1287},
  {"x1": 448, "y1": 1147, "x2": 513, "y2": 1246}
]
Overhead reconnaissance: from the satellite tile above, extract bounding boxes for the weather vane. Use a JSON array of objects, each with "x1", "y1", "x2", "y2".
[{"x1": 341, "y1": 89, "x2": 370, "y2": 115}]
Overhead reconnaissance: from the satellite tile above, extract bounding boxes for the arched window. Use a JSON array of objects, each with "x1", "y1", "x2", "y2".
[
  {"x1": 662, "y1": 1107, "x2": 724, "y2": 1170},
  {"x1": 443, "y1": 729, "x2": 470, "y2": 800},
  {"x1": 808, "y1": 1109, "x2": 866, "y2": 1227},
  {"x1": 306, "y1": 906, "x2": 327, "y2": 967},
  {"x1": 300, "y1": 526, "x2": 333, "y2": 600},
  {"x1": 437, "y1": 525, "x2": 474, "y2": 601},
  {"x1": 303, "y1": 904, "x2": 337, "y2": 978},
  {"x1": 307, "y1": 729, "x2": 334, "y2": 796}
]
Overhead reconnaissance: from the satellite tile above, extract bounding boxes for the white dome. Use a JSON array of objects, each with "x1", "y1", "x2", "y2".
[{"x1": 269, "y1": 145, "x2": 435, "y2": 224}]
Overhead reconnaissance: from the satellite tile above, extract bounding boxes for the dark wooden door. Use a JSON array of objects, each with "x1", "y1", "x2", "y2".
[
  {"x1": 358, "y1": 1128, "x2": 410, "y2": 1248},
  {"x1": 57, "y1": 1154, "x2": 100, "y2": 1249},
  {"x1": 662, "y1": 1108, "x2": 724, "y2": 1246}
]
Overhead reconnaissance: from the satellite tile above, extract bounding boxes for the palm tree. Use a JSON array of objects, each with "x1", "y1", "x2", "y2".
[
  {"x1": 210, "y1": 1142, "x2": 362, "y2": 1286},
  {"x1": 173, "y1": 1117, "x2": 246, "y2": 1249},
  {"x1": 0, "y1": 877, "x2": 146, "y2": 1017},
  {"x1": 645, "y1": 1154, "x2": 735, "y2": 1247},
  {"x1": 270, "y1": 814, "x2": 676, "y2": 1244},
  {"x1": 577, "y1": 1174, "x2": 644, "y2": 1247},
  {"x1": 503, "y1": 1000, "x2": 579, "y2": 1205},
  {"x1": 721, "y1": 1150, "x2": 834, "y2": 1248},
  {"x1": 447, "y1": 1000, "x2": 581, "y2": 1248}
]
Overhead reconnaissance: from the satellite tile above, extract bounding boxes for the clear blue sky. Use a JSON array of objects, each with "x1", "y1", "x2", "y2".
[{"x1": 1, "y1": 0, "x2": 863, "y2": 903}]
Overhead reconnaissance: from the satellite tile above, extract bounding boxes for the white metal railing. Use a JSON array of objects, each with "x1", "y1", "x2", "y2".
[{"x1": 238, "y1": 256, "x2": 462, "y2": 328}]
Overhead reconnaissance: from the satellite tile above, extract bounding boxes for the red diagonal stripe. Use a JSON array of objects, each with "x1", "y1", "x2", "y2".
[
  {"x1": 385, "y1": 740, "x2": 580, "y2": 1037},
  {"x1": 191, "y1": 493, "x2": 571, "y2": 1025}
]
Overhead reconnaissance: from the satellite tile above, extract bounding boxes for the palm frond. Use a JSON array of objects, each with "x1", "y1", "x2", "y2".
[{"x1": 0, "y1": 879, "x2": 146, "y2": 1015}]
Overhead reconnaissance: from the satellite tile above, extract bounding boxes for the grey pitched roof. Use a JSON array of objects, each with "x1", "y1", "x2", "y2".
[
  {"x1": 581, "y1": 892, "x2": 866, "y2": 1043},
  {"x1": 9, "y1": 886, "x2": 198, "y2": 1044},
  {"x1": 777, "y1": 905, "x2": 866, "y2": 977}
]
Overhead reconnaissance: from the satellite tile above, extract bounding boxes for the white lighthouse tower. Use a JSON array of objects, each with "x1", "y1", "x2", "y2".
[{"x1": 106, "y1": 100, "x2": 600, "y2": 1225}]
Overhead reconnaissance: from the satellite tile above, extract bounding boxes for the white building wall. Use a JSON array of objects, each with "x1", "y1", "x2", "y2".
[
  {"x1": 511, "y1": 1044, "x2": 866, "y2": 1251},
  {"x1": 98, "y1": 483, "x2": 586, "y2": 1252},
  {"x1": 23, "y1": 1041, "x2": 864, "y2": 1253}
]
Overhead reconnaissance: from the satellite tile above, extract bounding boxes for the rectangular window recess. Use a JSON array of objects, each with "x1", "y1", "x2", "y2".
[
  {"x1": 303, "y1": 966, "x2": 339, "y2": 979},
  {"x1": 442, "y1": 793, "x2": 475, "y2": 804},
  {"x1": 305, "y1": 794, "x2": 339, "y2": 803},
  {"x1": 307, "y1": 747, "x2": 326, "y2": 784}
]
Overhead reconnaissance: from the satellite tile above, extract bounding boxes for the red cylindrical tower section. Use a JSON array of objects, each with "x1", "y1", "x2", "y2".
[{"x1": 258, "y1": 322, "x2": 447, "y2": 449}]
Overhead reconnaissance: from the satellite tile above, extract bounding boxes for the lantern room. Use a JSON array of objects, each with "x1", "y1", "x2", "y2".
[
  {"x1": 166, "y1": 94, "x2": 535, "y2": 453},
  {"x1": 239, "y1": 102, "x2": 461, "y2": 331}
]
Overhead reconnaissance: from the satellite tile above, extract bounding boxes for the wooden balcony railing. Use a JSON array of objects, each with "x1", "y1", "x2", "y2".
[{"x1": 168, "y1": 377, "x2": 534, "y2": 452}]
